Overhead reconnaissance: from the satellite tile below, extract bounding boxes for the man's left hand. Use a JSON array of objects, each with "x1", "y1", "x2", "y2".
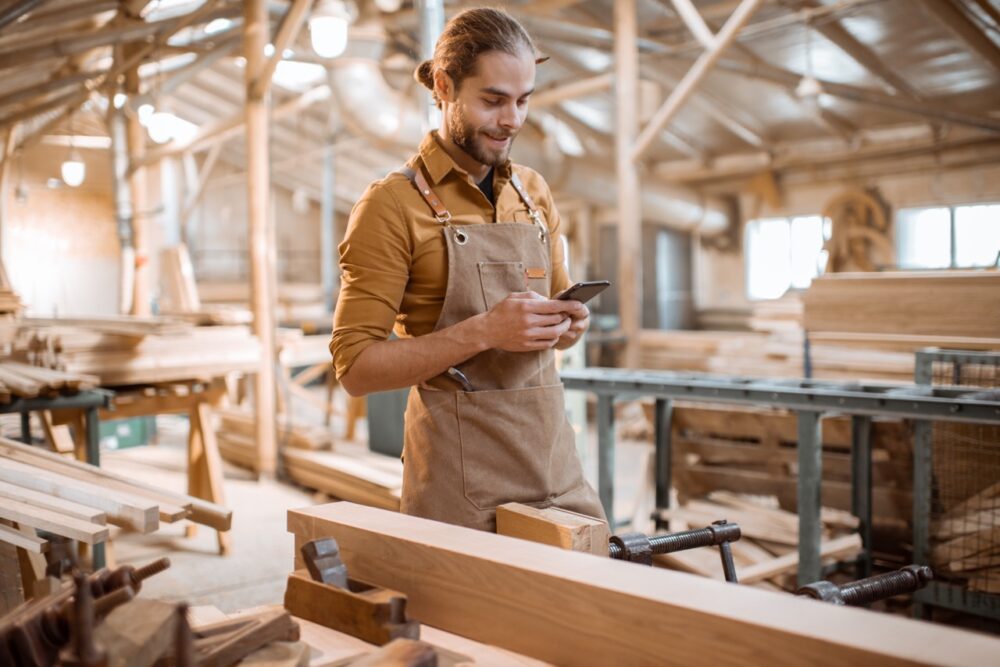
[{"x1": 554, "y1": 299, "x2": 590, "y2": 350}]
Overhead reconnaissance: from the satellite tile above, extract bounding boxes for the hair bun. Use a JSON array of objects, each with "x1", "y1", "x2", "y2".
[{"x1": 415, "y1": 60, "x2": 434, "y2": 89}]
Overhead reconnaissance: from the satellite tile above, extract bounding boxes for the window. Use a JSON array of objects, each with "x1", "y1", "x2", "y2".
[
  {"x1": 745, "y1": 216, "x2": 826, "y2": 300},
  {"x1": 897, "y1": 204, "x2": 1000, "y2": 269}
]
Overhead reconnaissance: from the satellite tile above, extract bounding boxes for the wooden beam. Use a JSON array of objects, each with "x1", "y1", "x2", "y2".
[
  {"x1": 124, "y1": 43, "x2": 150, "y2": 317},
  {"x1": 0, "y1": 1, "x2": 117, "y2": 36},
  {"x1": 782, "y1": 0, "x2": 923, "y2": 99},
  {"x1": 632, "y1": 0, "x2": 765, "y2": 161},
  {"x1": 0, "y1": 521, "x2": 48, "y2": 553},
  {"x1": 918, "y1": 0, "x2": 1000, "y2": 75},
  {"x1": 0, "y1": 0, "x2": 47, "y2": 33},
  {"x1": 245, "y1": 0, "x2": 278, "y2": 474},
  {"x1": 179, "y1": 142, "x2": 222, "y2": 231},
  {"x1": 288, "y1": 503, "x2": 1000, "y2": 666},
  {"x1": 615, "y1": 0, "x2": 641, "y2": 369},
  {"x1": 670, "y1": 0, "x2": 717, "y2": 49},
  {"x1": 531, "y1": 73, "x2": 612, "y2": 108},
  {"x1": 250, "y1": 0, "x2": 314, "y2": 99},
  {"x1": 0, "y1": 495, "x2": 108, "y2": 544}
]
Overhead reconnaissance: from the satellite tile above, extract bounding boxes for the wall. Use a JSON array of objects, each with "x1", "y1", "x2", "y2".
[
  {"x1": 692, "y1": 162, "x2": 1000, "y2": 313},
  {"x1": 2, "y1": 145, "x2": 120, "y2": 316}
]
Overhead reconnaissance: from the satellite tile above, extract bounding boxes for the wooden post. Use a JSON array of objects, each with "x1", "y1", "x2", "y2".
[
  {"x1": 124, "y1": 46, "x2": 150, "y2": 316},
  {"x1": 245, "y1": 0, "x2": 278, "y2": 473},
  {"x1": 320, "y1": 146, "x2": 336, "y2": 313},
  {"x1": 614, "y1": 0, "x2": 641, "y2": 368}
]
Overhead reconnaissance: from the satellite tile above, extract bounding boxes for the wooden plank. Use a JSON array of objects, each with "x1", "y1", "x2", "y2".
[
  {"x1": 0, "y1": 479, "x2": 106, "y2": 524},
  {"x1": 0, "y1": 457, "x2": 158, "y2": 532},
  {"x1": 0, "y1": 496, "x2": 108, "y2": 544},
  {"x1": 496, "y1": 503, "x2": 610, "y2": 556},
  {"x1": 0, "y1": 436, "x2": 228, "y2": 530},
  {"x1": 739, "y1": 534, "x2": 863, "y2": 585},
  {"x1": 93, "y1": 597, "x2": 177, "y2": 667},
  {"x1": 288, "y1": 502, "x2": 1000, "y2": 667},
  {"x1": 0, "y1": 522, "x2": 48, "y2": 553}
]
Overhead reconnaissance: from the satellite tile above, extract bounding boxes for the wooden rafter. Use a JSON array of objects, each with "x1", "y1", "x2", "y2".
[
  {"x1": 249, "y1": 0, "x2": 314, "y2": 99},
  {"x1": 0, "y1": 0, "x2": 48, "y2": 33},
  {"x1": 918, "y1": 0, "x2": 1000, "y2": 75}
]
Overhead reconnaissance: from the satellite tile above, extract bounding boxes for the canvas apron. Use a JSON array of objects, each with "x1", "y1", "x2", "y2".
[{"x1": 398, "y1": 165, "x2": 606, "y2": 532}]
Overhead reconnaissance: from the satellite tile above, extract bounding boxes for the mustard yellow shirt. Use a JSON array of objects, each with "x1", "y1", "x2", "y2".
[{"x1": 330, "y1": 132, "x2": 572, "y2": 379}]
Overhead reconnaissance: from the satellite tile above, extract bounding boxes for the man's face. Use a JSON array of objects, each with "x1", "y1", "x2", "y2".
[{"x1": 444, "y1": 48, "x2": 535, "y2": 168}]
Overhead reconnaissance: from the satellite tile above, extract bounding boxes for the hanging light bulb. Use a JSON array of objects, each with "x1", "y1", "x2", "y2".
[
  {"x1": 61, "y1": 152, "x2": 85, "y2": 187},
  {"x1": 147, "y1": 110, "x2": 176, "y2": 144},
  {"x1": 138, "y1": 103, "x2": 155, "y2": 125},
  {"x1": 310, "y1": 1, "x2": 350, "y2": 58}
]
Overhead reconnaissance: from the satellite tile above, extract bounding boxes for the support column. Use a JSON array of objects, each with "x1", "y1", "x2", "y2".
[
  {"x1": 245, "y1": 0, "x2": 278, "y2": 473},
  {"x1": 108, "y1": 98, "x2": 136, "y2": 316},
  {"x1": 124, "y1": 46, "x2": 149, "y2": 316},
  {"x1": 614, "y1": 0, "x2": 641, "y2": 368},
  {"x1": 320, "y1": 146, "x2": 336, "y2": 313},
  {"x1": 797, "y1": 410, "x2": 823, "y2": 587},
  {"x1": 416, "y1": 0, "x2": 444, "y2": 130},
  {"x1": 596, "y1": 393, "x2": 616, "y2": 526}
]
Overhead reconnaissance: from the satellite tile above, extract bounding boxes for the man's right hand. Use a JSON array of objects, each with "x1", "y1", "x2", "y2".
[{"x1": 482, "y1": 291, "x2": 574, "y2": 352}]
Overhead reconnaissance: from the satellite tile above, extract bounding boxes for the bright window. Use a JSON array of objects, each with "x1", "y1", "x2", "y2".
[
  {"x1": 746, "y1": 216, "x2": 825, "y2": 300},
  {"x1": 897, "y1": 203, "x2": 1000, "y2": 269}
]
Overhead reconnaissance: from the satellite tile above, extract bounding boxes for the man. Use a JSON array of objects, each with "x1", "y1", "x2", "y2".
[{"x1": 330, "y1": 7, "x2": 606, "y2": 531}]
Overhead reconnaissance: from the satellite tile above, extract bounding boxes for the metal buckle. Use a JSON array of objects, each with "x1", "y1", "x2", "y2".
[
  {"x1": 435, "y1": 210, "x2": 452, "y2": 225},
  {"x1": 530, "y1": 211, "x2": 546, "y2": 242},
  {"x1": 454, "y1": 228, "x2": 469, "y2": 245}
]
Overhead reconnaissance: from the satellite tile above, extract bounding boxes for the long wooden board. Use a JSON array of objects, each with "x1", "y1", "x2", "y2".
[{"x1": 288, "y1": 503, "x2": 1000, "y2": 667}]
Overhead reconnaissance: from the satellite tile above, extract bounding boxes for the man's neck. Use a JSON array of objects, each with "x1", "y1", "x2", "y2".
[{"x1": 435, "y1": 129, "x2": 491, "y2": 183}]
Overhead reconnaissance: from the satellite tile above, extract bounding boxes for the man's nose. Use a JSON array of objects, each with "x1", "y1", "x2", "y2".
[{"x1": 498, "y1": 102, "x2": 523, "y2": 130}]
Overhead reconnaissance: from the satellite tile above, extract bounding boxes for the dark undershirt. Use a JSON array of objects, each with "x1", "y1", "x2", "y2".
[{"x1": 476, "y1": 167, "x2": 495, "y2": 206}]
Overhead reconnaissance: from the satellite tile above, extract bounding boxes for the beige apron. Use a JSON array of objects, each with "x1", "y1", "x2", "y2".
[{"x1": 398, "y1": 165, "x2": 606, "y2": 532}]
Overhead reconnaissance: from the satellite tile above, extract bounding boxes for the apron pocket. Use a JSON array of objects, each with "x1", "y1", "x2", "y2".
[
  {"x1": 456, "y1": 383, "x2": 579, "y2": 510},
  {"x1": 477, "y1": 261, "x2": 525, "y2": 310}
]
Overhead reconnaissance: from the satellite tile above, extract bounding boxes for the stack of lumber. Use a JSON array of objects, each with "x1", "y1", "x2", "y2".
[
  {"x1": 803, "y1": 270, "x2": 1000, "y2": 338},
  {"x1": 0, "y1": 436, "x2": 231, "y2": 553},
  {"x1": 637, "y1": 329, "x2": 801, "y2": 378},
  {"x1": 0, "y1": 260, "x2": 21, "y2": 318},
  {"x1": 749, "y1": 291, "x2": 804, "y2": 335},
  {"x1": 654, "y1": 402, "x2": 913, "y2": 528},
  {"x1": 12, "y1": 318, "x2": 260, "y2": 386},
  {"x1": 931, "y1": 480, "x2": 1000, "y2": 594},
  {"x1": 159, "y1": 245, "x2": 253, "y2": 325},
  {"x1": 284, "y1": 446, "x2": 402, "y2": 512},
  {"x1": 214, "y1": 407, "x2": 332, "y2": 468},
  {"x1": 656, "y1": 492, "x2": 862, "y2": 591},
  {"x1": 0, "y1": 362, "x2": 98, "y2": 404},
  {"x1": 199, "y1": 281, "x2": 329, "y2": 324}
]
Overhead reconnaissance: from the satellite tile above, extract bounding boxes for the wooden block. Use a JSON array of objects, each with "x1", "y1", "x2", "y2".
[
  {"x1": 738, "y1": 534, "x2": 863, "y2": 585},
  {"x1": 340, "y1": 638, "x2": 437, "y2": 667},
  {"x1": 239, "y1": 641, "x2": 310, "y2": 667},
  {"x1": 193, "y1": 607, "x2": 300, "y2": 667},
  {"x1": 284, "y1": 570, "x2": 419, "y2": 646},
  {"x1": 0, "y1": 479, "x2": 106, "y2": 524},
  {"x1": 93, "y1": 598, "x2": 176, "y2": 667},
  {"x1": 288, "y1": 502, "x2": 1000, "y2": 667},
  {"x1": 496, "y1": 503, "x2": 609, "y2": 556}
]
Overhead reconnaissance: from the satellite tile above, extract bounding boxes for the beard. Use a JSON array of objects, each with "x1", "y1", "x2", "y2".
[{"x1": 448, "y1": 103, "x2": 515, "y2": 168}]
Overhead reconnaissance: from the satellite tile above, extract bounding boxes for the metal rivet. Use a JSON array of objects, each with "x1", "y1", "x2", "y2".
[{"x1": 422, "y1": 189, "x2": 430, "y2": 195}]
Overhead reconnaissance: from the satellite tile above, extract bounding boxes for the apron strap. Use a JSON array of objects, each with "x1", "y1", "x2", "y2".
[
  {"x1": 396, "y1": 165, "x2": 452, "y2": 226},
  {"x1": 509, "y1": 172, "x2": 548, "y2": 242}
]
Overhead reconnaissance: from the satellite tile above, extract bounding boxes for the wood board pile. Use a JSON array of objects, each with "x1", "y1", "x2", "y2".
[
  {"x1": 11, "y1": 318, "x2": 260, "y2": 386},
  {"x1": 214, "y1": 407, "x2": 332, "y2": 469},
  {"x1": 0, "y1": 361, "x2": 98, "y2": 404},
  {"x1": 159, "y1": 245, "x2": 253, "y2": 326},
  {"x1": 656, "y1": 492, "x2": 862, "y2": 592},
  {"x1": 199, "y1": 281, "x2": 329, "y2": 323},
  {"x1": 0, "y1": 436, "x2": 231, "y2": 553},
  {"x1": 0, "y1": 260, "x2": 21, "y2": 318},
  {"x1": 637, "y1": 329, "x2": 801, "y2": 378},
  {"x1": 284, "y1": 446, "x2": 402, "y2": 512},
  {"x1": 931, "y1": 480, "x2": 1000, "y2": 595},
  {"x1": 648, "y1": 402, "x2": 913, "y2": 532},
  {"x1": 749, "y1": 291, "x2": 804, "y2": 335},
  {"x1": 803, "y1": 270, "x2": 1000, "y2": 338}
]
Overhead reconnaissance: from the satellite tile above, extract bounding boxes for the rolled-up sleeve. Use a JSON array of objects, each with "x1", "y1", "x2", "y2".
[{"x1": 330, "y1": 185, "x2": 412, "y2": 379}]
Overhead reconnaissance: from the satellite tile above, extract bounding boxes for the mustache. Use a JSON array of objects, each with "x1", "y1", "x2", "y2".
[{"x1": 481, "y1": 129, "x2": 514, "y2": 140}]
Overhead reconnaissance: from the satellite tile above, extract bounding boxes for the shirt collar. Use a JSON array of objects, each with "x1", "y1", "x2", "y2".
[{"x1": 418, "y1": 131, "x2": 512, "y2": 185}]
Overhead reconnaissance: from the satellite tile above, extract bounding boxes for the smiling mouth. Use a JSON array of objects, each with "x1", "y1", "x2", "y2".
[{"x1": 482, "y1": 132, "x2": 511, "y2": 146}]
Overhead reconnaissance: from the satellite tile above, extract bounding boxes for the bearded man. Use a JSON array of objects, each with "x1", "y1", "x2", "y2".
[{"x1": 329, "y1": 7, "x2": 605, "y2": 531}]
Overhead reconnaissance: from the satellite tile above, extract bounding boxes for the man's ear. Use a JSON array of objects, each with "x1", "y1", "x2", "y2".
[{"x1": 433, "y1": 69, "x2": 455, "y2": 104}]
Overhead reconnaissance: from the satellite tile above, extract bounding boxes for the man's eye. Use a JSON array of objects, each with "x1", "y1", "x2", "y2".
[{"x1": 483, "y1": 98, "x2": 502, "y2": 106}]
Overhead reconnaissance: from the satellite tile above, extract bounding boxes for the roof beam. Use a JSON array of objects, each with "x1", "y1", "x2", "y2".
[
  {"x1": 249, "y1": 0, "x2": 314, "y2": 99},
  {"x1": 918, "y1": 0, "x2": 1000, "y2": 75},
  {"x1": 669, "y1": 0, "x2": 717, "y2": 49},
  {"x1": 713, "y1": 56, "x2": 1000, "y2": 134},
  {"x1": 782, "y1": 0, "x2": 923, "y2": 99},
  {"x1": 531, "y1": 73, "x2": 613, "y2": 108},
  {"x1": 0, "y1": 0, "x2": 48, "y2": 33},
  {"x1": 632, "y1": 0, "x2": 765, "y2": 161}
]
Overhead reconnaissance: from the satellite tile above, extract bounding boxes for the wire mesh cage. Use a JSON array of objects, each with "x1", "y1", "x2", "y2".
[{"x1": 916, "y1": 350, "x2": 1000, "y2": 610}]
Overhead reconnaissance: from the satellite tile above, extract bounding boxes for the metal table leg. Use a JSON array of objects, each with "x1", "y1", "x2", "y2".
[
  {"x1": 20, "y1": 411, "x2": 31, "y2": 444},
  {"x1": 912, "y1": 419, "x2": 933, "y2": 619},
  {"x1": 851, "y1": 415, "x2": 873, "y2": 579},
  {"x1": 653, "y1": 398, "x2": 673, "y2": 531},
  {"x1": 85, "y1": 406, "x2": 105, "y2": 570},
  {"x1": 797, "y1": 410, "x2": 823, "y2": 587},
  {"x1": 596, "y1": 394, "x2": 615, "y2": 526}
]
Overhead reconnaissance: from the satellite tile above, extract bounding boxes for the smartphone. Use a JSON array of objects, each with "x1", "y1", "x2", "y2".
[{"x1": 555, "y1": 280, "x2": 611, "y2": 304}]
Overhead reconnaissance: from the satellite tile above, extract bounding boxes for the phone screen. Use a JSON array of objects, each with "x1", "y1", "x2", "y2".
[{"x1": 555, "y1": 280, "x2": 610, "y2": 304}]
